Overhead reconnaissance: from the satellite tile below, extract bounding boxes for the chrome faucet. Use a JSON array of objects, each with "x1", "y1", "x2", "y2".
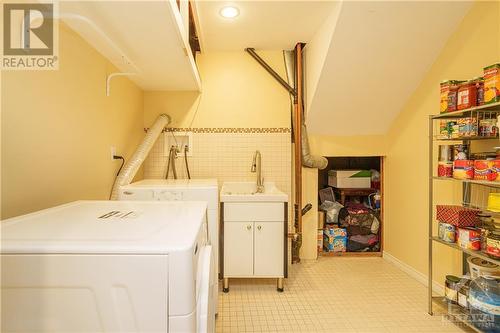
[{"x1": 251, "y1": 150, "x2": 265, "y2": 193}]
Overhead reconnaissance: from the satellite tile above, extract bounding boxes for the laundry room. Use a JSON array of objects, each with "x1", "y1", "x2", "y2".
[{"x1": 1, "y1": 1, "x2": 500, "y2": 333}]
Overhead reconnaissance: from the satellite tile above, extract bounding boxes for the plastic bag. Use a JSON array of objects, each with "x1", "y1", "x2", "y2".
[{"x1": 319, "y1": 200, "x2": 344, "y2": 223}]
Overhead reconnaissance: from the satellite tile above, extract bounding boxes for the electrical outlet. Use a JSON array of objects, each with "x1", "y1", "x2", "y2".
[{"x1": 110, "y1": 146, "x2": 116, "y2": 161}]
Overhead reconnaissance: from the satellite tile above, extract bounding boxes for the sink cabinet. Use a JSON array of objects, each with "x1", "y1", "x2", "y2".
[{"x1": 221, "y1": 202, "x2": 287, "y2": 292}]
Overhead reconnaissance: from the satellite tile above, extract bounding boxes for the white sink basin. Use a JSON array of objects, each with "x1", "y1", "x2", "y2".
[{"x1": 220, "y1": 182, "x2": 288, "y2": 202}]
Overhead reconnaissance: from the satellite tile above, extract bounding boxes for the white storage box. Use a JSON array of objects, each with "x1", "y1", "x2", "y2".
[{"x1": 328, "y1": 170, "x2": 371, "y2": 189}]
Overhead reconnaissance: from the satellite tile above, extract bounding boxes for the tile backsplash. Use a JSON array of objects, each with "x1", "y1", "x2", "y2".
[{"x1": 144, "y1": 128, "x2": 292, "y2": 217}]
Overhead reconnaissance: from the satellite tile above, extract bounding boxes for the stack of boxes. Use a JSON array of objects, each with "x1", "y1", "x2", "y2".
[
  {"x1": 318, "y1": 211, "x2": 347, "y2": 253},
  {"x1": 323, "y1": 226, "x2": 347, "y2": 252}
]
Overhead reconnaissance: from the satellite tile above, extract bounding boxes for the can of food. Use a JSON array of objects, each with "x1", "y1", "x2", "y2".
[
  {"x1": 493, "y1": 160, "x2": 500, "y2": 181},
  {"x1": 453, "y1": 144, "x2": 469, "y2": 160},
  {"x1": 478, "y1": 117, "x2": 497, "y2": 137},
  {"x1": 473, "y1": 160, "x2": 497, "y2": 181},
  {"x1": 458, "y1": 227, "x2": 481, "y2": 251},
  {"x1": 473, "y1": 77, "x2": 485, "y2": 106},
  {"x1": 453, "y1": 160, "x2": 474, "y2": 179},
  {"x1": 486, "y1": 231, "x2": 500, "y2": 259},
  {"x1": 480, "y1": 227, "x2": 492, "y2": 251},
  {"x1": 445, "y1": 275, "x2": 460, "y2": 304},
  {"x1": 483, "y1": 63, "x2": 500, "y2": 104},
  {"x1": 457, "y1": 81, "x2": 478, "y2": 110},
  {"x1": 457, "y1": 117, "x2": 478, "y2": 137},
  {"x1": 447, "y1": 81, "x2": 464, "y2": 112},
  {"x1": 439, "y1": 145, "x2": 453, "y2": 161},
  {"x1": 439, "y1": 222, "x2": 456, "y2": 243},
  {"x1": 440, "y1": 81, "x2": 452, "y2": 113},
  {"x1": 437, "y1": 161, "x2": 453, "y2": 178}
]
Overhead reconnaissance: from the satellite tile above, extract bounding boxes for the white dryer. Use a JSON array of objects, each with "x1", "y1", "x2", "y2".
[
  {"x1": 119, "y1": 179, "x2": 219, "y2": 314},
  {"x1": 1, "y1": 200, "x2": 214, "y2": 333}
]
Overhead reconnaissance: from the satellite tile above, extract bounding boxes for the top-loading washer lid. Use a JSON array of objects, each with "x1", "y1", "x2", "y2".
[{"x1": 1, "y1": 200, "x2": 207, "y2": 254}]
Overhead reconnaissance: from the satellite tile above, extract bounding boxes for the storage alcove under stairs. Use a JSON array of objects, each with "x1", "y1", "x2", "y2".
[{"x1": 317, "y1": 156, "x2": 384, "y2": 257}]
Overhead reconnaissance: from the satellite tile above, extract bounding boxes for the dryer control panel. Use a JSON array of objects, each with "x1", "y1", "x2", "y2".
[{"x1": 155, "y1": 190, "x2": 183, "y2": 201}]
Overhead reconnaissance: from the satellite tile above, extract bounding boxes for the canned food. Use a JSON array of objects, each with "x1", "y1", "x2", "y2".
[
  {"x1": 458, "y1": 227, "x2": 481, "y2": 251},
  {"x1": 437, "y1": 161, "x2": 453, "y2": 178},
  {"x1": 486, "y1": 231, "x2": 500, "y2": 259},
  {"x1": 473, "y1": 160, "x2": 498, "y2": 181},
  {"x1": 445, "y1": 275, "x2": 460, "y2": 304},
  {"x1": 453, "y1": 144, "x2": 469, "y2": 160},
  {"x1": 439, "y1": 222, "x2": 456, "y2": 243},
  {"x1": 453, "y1": 160, "x2": 474, "y2": 180}
]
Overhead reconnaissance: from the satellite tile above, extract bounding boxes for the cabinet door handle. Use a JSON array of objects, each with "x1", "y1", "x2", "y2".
[
  {"x1": 257, "y1": 225, "x2": 262, "y2": 230},
  {"x1": 246, "y1": 224, "x2": 252, "y2": 230}
]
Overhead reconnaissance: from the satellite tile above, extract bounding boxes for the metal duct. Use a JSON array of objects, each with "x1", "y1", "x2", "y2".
[
  {"x1": 110, "y1": 113, "x2": 171, "y2": 200},
  {"x1": 283, "y1": 51, "x2": 328, "y2": 170}
]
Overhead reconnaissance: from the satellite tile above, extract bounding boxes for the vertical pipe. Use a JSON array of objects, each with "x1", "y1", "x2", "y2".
[
  {"x1": 428, "y1": 115, "x2": 434, "y2": 315},
  {"x1": 295, "y1": 44, "x2": 303, "y2": 240}
]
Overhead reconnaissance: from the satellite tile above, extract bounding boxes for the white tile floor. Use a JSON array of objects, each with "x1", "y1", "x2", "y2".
[{"x1": 216, "y1": 257, "x2": 472, "y2": 333}]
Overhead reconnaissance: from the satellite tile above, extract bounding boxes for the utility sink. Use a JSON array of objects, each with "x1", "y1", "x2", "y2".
[{"x1": 220, "y1": 182, "x2": 288, "y2": 202}]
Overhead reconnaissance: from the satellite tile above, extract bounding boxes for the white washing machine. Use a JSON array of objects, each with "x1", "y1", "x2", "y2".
[
  {"x1": 119, "y1": 179, "x2": 219, "y2": 314},
  {"x1": 1, "y1": 200, "x2": 214, "y2": 333}
]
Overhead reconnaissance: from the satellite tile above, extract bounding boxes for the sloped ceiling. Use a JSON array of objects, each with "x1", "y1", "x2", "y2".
[{"x1": 306, "y1": 1, "x2": 472, "y2": 136}]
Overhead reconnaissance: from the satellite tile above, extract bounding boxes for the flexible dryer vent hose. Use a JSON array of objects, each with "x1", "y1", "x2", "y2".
[
  {"x1": 283, "y1": 50, "x2": 328, "y2": 170},
  {"x1": 110, "y1": 114, "x2": 171, "y2": 200}
]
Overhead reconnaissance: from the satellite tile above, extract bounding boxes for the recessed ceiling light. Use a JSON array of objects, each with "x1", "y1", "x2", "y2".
[{"x1": 220, "y1": 6, "x2": 239, "y2": 19}]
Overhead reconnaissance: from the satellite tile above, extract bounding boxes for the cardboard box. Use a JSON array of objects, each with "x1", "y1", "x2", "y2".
[
  {"x1": 324, "y1": 226, "x2": 347, "y2": 237},
  {"x1": 328, "y1": 170, "x2": 371, "y2": 188},
  {"x1": 436, "y1": 205, "x2": 479, "y2": 227},
  {"x1": 317, "y1": 229, "x2": 323, "y2": 253},
  {"x1": 323, "y1": 227, "x2": 347, "y2": 252},
  {"x1": 318, "y1": 211, "x2": 325, "y2": 229}
]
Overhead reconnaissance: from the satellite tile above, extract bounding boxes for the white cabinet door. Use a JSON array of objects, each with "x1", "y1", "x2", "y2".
[
  {"x1": 224, "y1": 222, "x2": 254, "y2": 277},
  {"x1": 254, "y1": 222, "x2": 284, "y2": 277}
]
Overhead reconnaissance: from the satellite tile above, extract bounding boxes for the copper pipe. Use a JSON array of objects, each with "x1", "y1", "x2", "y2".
[{"x1": 294, "y1": 43, "x2": 304, "y2": 233}]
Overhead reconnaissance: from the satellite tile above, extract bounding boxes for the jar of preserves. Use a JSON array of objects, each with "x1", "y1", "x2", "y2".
[{"x1": 458, "y1": 80, "x2": 478, "y2": 110}]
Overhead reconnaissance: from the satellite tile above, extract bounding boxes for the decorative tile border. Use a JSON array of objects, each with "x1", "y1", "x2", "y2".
[{"x1": 144, "y1": 127, "x2": 292, "y2": 133}]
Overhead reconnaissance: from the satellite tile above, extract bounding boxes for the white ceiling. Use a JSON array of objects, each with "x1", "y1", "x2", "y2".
[
  {"x1": 306, "y1": 1, "x2": 472, "y2": 136},
  {"x1": 196, "y1": 1, "x2": 337, "y2": 51}
]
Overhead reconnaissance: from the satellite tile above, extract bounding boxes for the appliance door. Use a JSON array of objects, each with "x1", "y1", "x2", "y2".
[
  {"x1": 1, "y1": 254, "x2": 169, "y2": 333},
  {"x1": 196, "y1": 245, "x2": 214, "y2": 333}
]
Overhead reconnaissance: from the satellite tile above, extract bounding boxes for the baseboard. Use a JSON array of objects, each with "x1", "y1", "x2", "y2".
[{"x1": 383, "y1": 251, "x2": 444, "y2": 295}]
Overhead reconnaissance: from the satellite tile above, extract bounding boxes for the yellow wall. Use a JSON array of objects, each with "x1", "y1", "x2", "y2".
[
  {"x1": 309, "y1": 134, "x2": 386, "y2": 157},
  {"x1": 385, "y1": 1, "x2": 500, "y2": 285},
  {"x1": 144, "y1": 51, "x2": 291, "y2": 128},
  {"x1": 1, "y1": 24, "x2": 144, "y2": 219}
]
